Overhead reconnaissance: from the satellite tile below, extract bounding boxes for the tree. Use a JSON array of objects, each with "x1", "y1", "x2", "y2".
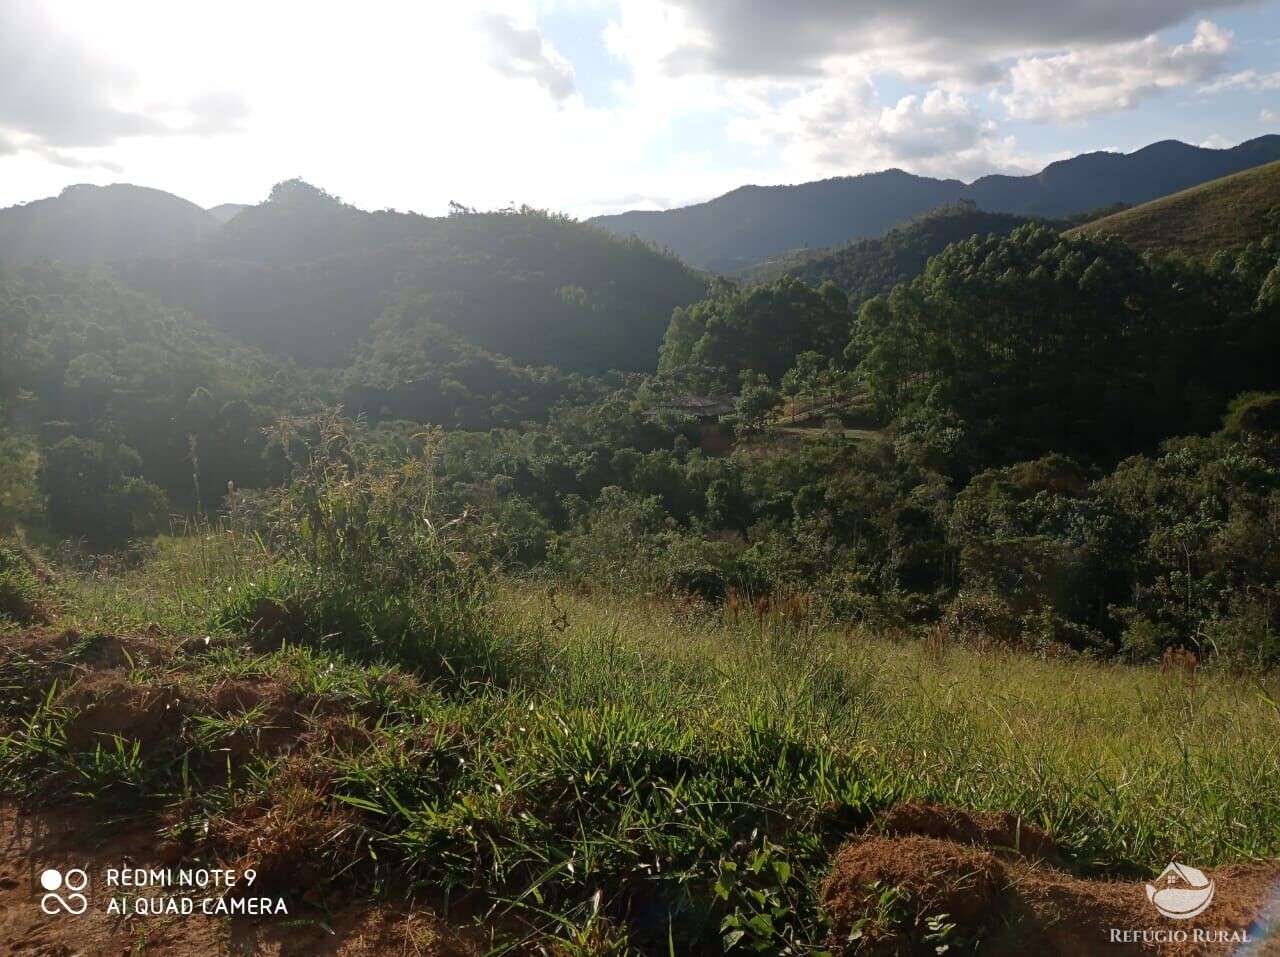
[
  {"x1": 659, "y1": 277, "x2": 851, "y2": 383},
  {"x1": 736, "y1": 383, "x2": 779, "y2": 431}
]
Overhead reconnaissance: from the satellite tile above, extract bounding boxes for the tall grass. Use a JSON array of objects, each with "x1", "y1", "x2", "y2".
[{"x1": 18, "y1": 438, "x2": 1280, "y2": 952}]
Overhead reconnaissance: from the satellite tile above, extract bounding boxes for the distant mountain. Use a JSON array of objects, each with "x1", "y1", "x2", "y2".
[
  {"x1": 592, "y1": 169, "x2": 962, "y2": 273},
  {"x1": 207, "y1": 203, "x2": 249, "y2": 223},
  {"x1": 740, "y1": 201, "x2": 1039, "y2": 297},
  {"x1": 106, "y1": 181, "x2": 710, "y2": 372},
  {"x1": 591, "y1": 136, "x2": 1280, "y2": 271},
  {"x1": 0, "y1": 184, "x2": 215, "y2": 266},
  {"x1": 1067, "y1": 159, "x2": 1280, "y2": 260},
  {"x1": 0, "y1": 178, "x2": 708, "y2": 374},
  {"x1": 200, "y1": 179, "x2": 437, "y2": 265}
]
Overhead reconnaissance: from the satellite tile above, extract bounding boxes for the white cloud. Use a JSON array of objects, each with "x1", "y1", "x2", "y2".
[
  {"x1": 0, "y1": 0, "x2": 246, "y2": 155},
  {"x1": 479, "y1": 13, "x2": 577, "y2": 102},
  {"x1": 1202, "y1": 68, "x2": 1280, "y2": 93},
  {"x1": 999, "y1": 20, "x2": 1232, "y2": 122},
  {"x1": 0, "y1": 0, "x2": 1268, "y2": 219},
  {"x1": 726, "y1": 77, "x2": 1038, "y2": 181},
  {"x1": 628, "y1": 0, "x2": 1262, "y2": 85}
]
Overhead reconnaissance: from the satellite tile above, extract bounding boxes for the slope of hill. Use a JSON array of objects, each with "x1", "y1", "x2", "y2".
[
  {"x1": 110, "y1": 183, "x2": 710, "y2": 372},
  {"x1": 0, "y1": 262, "x2": 302, "y2": 535},
  {"x1": 591, "y1": 135, "x2": 1280, "y2": 270},
  {"x1": 1066, "y1": 159, "x2": 1280, "y2": 259},
  {"x1": 0, "y1": 184, "x2": 215, "y2": 266},
  {"x1": 206, "y1": 202, "x2": 249, "y2": 223},
  {"x1": 591, "y1": 169, "x2": 963, "y2": 273},
  {"x1": 201, "y1": 179, "x2": 437, "y2": 265},
  {"x1": 740, "y1": 202, "x2": 1038, "y2": 297}
]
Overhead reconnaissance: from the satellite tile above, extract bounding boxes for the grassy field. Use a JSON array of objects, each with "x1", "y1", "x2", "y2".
[
  {"x1": 1067, "y1": 159, "x2": 1280, "y2": 259},
  {"x1": 3, "y1": 532, "x2": 1278, "y2": 952}
]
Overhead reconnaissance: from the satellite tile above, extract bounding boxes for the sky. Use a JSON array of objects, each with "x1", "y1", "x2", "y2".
[{"x1": 2, "y1": 0, "x2": 1280, "y2": 218}]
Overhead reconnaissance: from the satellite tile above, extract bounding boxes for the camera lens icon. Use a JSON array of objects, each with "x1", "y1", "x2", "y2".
[{"x1": 39, "y1": 867, "x2": 88, "y2": 915}]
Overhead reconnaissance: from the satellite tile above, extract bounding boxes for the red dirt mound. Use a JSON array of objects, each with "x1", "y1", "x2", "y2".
[
  {"x1": 823, "y1": 835, "x2": 1006, "y2": 937},
  {"x1": 878, "y1": 800, "x2": 1058, "y2": 862},
  {"x1": 0, "y1": 628, "x2": 168, "y2": 671},
  {"x1": 822, "y1": 801, "x2": 1280, "y2": 956},
  {"x1": 60, "y1": 675, "x2": 185, "y2": 751},
  {"x1": 202, "y1": 677, "x2": 307, "y2": 767}
]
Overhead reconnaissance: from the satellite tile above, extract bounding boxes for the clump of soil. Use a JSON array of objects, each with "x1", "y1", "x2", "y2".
[
  {"x1": 822, "y1": 835, "x2": 1006, "y2": 945},
  {"x1": 60, "y1": 675, "x2": 185, "y2": 751},
  {"x1": 209, "y1": 759, "x2": 359, "y2": 893},
  {"x1": 199, "y1": 677, "x2": 308, "y2": 769},
  {"x1": 822, "y1": 801, "x2": 1280, "y2": 955},
  {"x1": 0, "y1": 628, "x2": 167, "y2": 672},
  {"x1": 306, "y1": 712, "x2": 383, "y2": 754},
  {"x1": 878, "y1": 800, "x2": 1058, "y2": 862}
]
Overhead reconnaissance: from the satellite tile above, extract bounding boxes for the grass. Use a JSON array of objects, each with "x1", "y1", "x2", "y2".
[
  {"x1": 2, "y1": 539, "x2": 1278, "y2": 953},
  {"x1": 1067, "y1": 159, "x2": 1280, "y2": 259}
]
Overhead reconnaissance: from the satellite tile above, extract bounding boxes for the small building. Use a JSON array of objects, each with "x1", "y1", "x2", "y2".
[{"x1": 650, "y1": 394, "x2": 736, "y2": 424}]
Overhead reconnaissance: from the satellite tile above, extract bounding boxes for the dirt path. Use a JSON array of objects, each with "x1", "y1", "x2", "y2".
[{"x1": 0, "y1": 803, "x2": 479, "y2": 957}]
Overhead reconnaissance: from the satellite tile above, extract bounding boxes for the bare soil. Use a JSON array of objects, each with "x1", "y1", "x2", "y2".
[
  {"x1": 822, "y1": 801, "x2": 1280, "y2": 956},
  {"x1": 0, "y1": 802, "x2": 480, "y2": 957}
]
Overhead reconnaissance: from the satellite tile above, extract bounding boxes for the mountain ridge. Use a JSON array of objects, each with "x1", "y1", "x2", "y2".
[
  {"x1": 590, "y1": 135, "x2": 1280, "y2": 270},
  {"x1": 0, "y1": 183, "x2": 216, "y2": 266}
]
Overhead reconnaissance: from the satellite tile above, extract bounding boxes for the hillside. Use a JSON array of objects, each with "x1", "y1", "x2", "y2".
[
  {"x1": 591, "y1": 135, "x2": 1280, "y2": 270},
  {"x1": 0, "y1": 179, "x2": 710, "y2": 374},
  {"x1": 591, "y1": 168, "x2": 962, "y2": 273},
  {"x1": 0, "y1": 184, "x2": 215, "y2": 266},
  {"x1": 1066, "y1": 159, "x2": 1280, "y2": 259},
  {"x1": 0, "y1": 263, "x2": 303, "y2": 535},
  {"x1": 206, "y1": 202, "x2": 248, "y2": 223},
  {"x1": 113, "y1": 185, "x2": 709, "y2": 371},
  {"x1": 740, "y1": 202, "x2": 1038, "y2": 297}
]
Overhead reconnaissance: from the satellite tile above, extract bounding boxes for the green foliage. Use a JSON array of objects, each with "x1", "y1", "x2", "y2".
[
  {"x1": 216, "y1": 415, "x2": 499, "y2": 681},
  {"x1": 0, "y1": 540, "x2": 47, "y2": 624},
  {"x1": 853, "y1": 225, "x2": 1280, "y2": 465},
  {"x1": 0, "y1": 264, "x2": 290, "y2": 519},
  {"x1": 744, "y1": 201, "x2": 1036, "y2": 302},
  {"x1": 0, "y1": 430, "x2": 42, "y2": 533},
  {"x1": 735, "y1": 382, "x2": 780, "y2": 431},
  {"x1": 660, "y1": 277, "x2": 851, "y2": 383},
  {"x1": 39, "y1": 436, "x2": 169, "y2": 549},
  {"x1": 118, "y1": 189, "x2": 709, "y2": 373}
]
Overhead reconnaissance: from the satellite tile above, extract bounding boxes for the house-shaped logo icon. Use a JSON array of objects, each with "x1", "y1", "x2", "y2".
[{"x1": 1146, "y1": 862, "x2": 1215, "y2": 920}]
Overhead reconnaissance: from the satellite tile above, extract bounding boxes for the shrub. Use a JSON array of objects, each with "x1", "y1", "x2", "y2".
[
  {"x1": 0, "y1": 541, "x2": 48, "y2": 624},
  {"x1": 216, "y1": 415, "x2": 500, "y2": 683}
]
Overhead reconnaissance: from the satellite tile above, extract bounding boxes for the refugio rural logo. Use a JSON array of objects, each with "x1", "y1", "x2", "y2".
[
  {"x1": 1146, "y1": 862, "x2": 1216, "y2": 920},
  {"x1": 1110, "y1": 862, "x2": 1251, "y2": 946}
]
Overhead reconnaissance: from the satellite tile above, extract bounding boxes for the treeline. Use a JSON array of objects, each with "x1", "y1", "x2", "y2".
[
  {"x1": 740, "y1": 201, "x2": 1037, "y2": 300},
  {"x1": 852, "y1": 224, "x2": 1280, "y2": 466}
]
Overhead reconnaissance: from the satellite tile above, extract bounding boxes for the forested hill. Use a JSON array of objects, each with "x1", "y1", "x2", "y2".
[
  {"x1": 1067, "y1": 159, "x2": 1280, "y2": 260},
  {"x1": 589, "y1": 135, "x2": 1280, "y2": 270},
  {"x1": 739, "y1": 202, "x2": 1038, "y2": 298},
  {"x1": 0, "y1": 179, "x2": 710, "y2": 374},
  {"x1": 0, "y1": 184, "x2": 216, "y2": 266},
  {"x1": 590, "y1": 169, "x2": 963, "y2": 274}
]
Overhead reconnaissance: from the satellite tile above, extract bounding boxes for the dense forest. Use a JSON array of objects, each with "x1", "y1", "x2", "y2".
[{"x1": 4, "y1": 175, "x2": 1279, "y2": 666}]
